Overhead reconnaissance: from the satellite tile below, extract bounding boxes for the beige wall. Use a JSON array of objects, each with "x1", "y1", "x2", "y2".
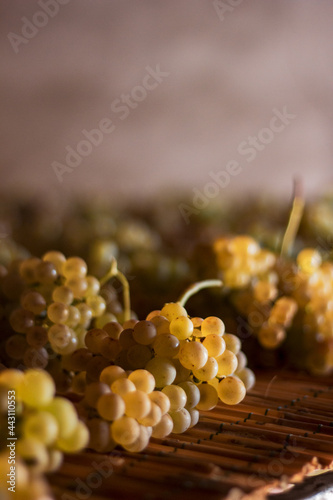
[{"x1": 1, "y1": 0, "x2": 333, "y2": 205}]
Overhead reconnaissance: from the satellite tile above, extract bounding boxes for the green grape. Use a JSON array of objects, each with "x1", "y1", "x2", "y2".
[
  {"x1": 170, "y1": 316, "x2": 193, "y2": 340},
  {"x1": 23, "y1": 411, "x2": 58, "y2": 445},
  {"x1": 100, "y1": 365, "x2": 126, "y2": 386},
  {"x1": 145, "y1": 357, "x2": 176, "y2": 388},
  {"x1": 191, "y1": 317, "x2": 203, "y2": 328},
  {"x1": 146, "y1": 310, "x2": 161, "y2": 321},
  {"x1": 10, "y1": 308, "x2": 34, "y2": 333},
  {"x1": 151, "y1": 413, "x2": 173, "y2": 438},
  {"x1": 85, "y1": 328, "x2": 108, "y2": 354},
  {"x1": 137, "y1": 402, "x2": 162, "y2": 427},
  {"x1": 16, "y1": 438, "x2": 48, "y2": 472},
  {"x1": 46, "y1": 449, "x2": 63, "y2": 472},
  {"x1": 201, "y1": 316, "x2": 225, "y2": 337},
  {"x1": 128, "y1": 369, "x2": 155, "y2": 393},
  {"x1": 97, "y1": 393, "x2": 125, "y2": 421},
  {"x1": 123, "y1": 390, "x2": 151, "y2": 419},
  {"x1": 87, "y1": 418, "x2": 112, "y2": 453},
  {"x1": 119, "y1": 328, "x2": 136, "y2": 349},
  {"x1": 153, "y1": 333, "x2": 179, "y2": 358},
  {"x1": 173, "y1": 358, "x2": 191, "y2": 384},
  {"x1": 52, "y1": 335, "x2": 78, "y2": 355},
  {"x1": 44, "y1": 397, "x2": 78, "y2": 439},
  {"x1": 148, "y1": 390, "x2": 170, "y2": 415},
  {"x1": 65, "y1": 277, "x2": 88, "y2": 299},
  {"x1": 52, "y1": 285, "x2": 74, "y2": 305},
  {"x1": 123, "y1": 424, "x2": 150, "y2": 452},
  {"x1": 103, "y1": 321, "x2": 123, "y2": 340},
  {"x1": 169, "y1": 408, "x2": 191, "y2": 433},
  {"x1": 133, "y1": 320, "x2": 157, "y2": 345},
  {"x1": 196, "y1": 384, "x2": 218, "y2": 411},
  {"x1": 258, "y1": 323, "x2": 286, "y2": 349},
  {"x1": 236, "y1": 351, "x2": 247, "y2": 372},
  {"x1": 48, "y1": 324, "x2": 72, "y2": 348},
  {"x1": 63, "y1": 257, "x2": 87, "y2": 279},
  {"x1": 19, "y1": 257, "x2": 41, "y2": 284},
  {"x1": 20, "y1": 369, "x2": 55, "y2": 408},
  {"x1": 127, "y1": 344, "x2": 153, "y2": 369},
  {"x1": 71, "y1": 371, "x2": 87, "y2": 394},
  {"x1": 84, "y1": 382, "x2": 111, "y2": 409},
  {"x1": 217, "y1": 376, "x2": 246, "y2": 405},
  {"x1": 111, "y1": 378, "x2": 136, "y2": 396},
  {"x1": 162, "y1": 385, "x2": 187, "y2": 411},
  {"x1": 179, "y1": 342, "x2": 208, "y2": 370},
  {"x1": 189, "y1": 408, "x2": 199, "y2": 428},
  {"x1": 35, "y1": 261, "x2": 57, "y2": 285},
  {"x1": 23, "y1": 346, "x2": 48, "y2": 369},
  {"x1": 223, "y1": 334, "x2": 241, "y2": 354},
  {"x1": 21, "y1": 290, "x2": 46, "y2": 315},
  {"x1": 192, "y1": 357, "x2": 218, "y2": 381},
  {"x1": 235, "y1": 367, "x2": 255, "y2": 390},
  {"x1": 111, "y1": 416, "x2": 140, "y2": 446},
  {"x1": 65, "y1": 306, "x2": 81, "y2": 328},
  {"x1": 160, "y1": 302, "x2": 187, "y2": 322},
  {"x1": 57, "y1": 421, "x2": 89, "y2": 452},
  {"x1": 0, "y1": 369, "x2": 24, "y2": 391},
  {"x1": 26, "y1": 326, "x2": 48, "y2": 348},
  {"x1": 42, "y1": 251, "x2": 66, "y2": 274},
  {"x1": 85, "y1": 275, "x2": 100, "y2": 297},
  {"x1": 216, "y1": 349, "x2": 238, "y2": 377},
  {"x1": 47, "y1": 302, "x2": 69, "y2": 324},
  {"x1": 297, "y1": 248, "x2": 322, "y2": 274},
  {"x1": 5, "y1": 334, "x2": 28, "y2": 360},
  {"x1": 86, "y1": 295, "x2": 106, "y2": 317},
  {"x1": 177, "y1": 381, "x2": 200, "y2": 409},
  {"x1": 99, "y1": 337, "x2": 121, "y2": 361},
  {"x1": 77, "y1": 303, "x2": 93, "y2": 328},
  {"x1": 150, "y1": 315, "x2": 170, "y2": 335},
  {"x1": 95, "y1": 312, "x2": 117, "y2": 329},
  {"x1": 202, "y1": 334, "x2": 226, "y2": 357}
]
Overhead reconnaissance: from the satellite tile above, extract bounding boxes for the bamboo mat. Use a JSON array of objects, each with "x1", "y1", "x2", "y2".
[{"x1": 48, "y1": 370, "x2": 333, "y2": 500}]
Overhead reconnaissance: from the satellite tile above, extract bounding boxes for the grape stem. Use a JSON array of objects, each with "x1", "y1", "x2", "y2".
[
  {"x1": 280, "y1": 178, "x2": 305, "y2": 257},
  {"x1": 100, "y1": 258, "x2": 131, "y2": 322},
  {"x1": 178, "y1": 279, "x2": 223, "y2": 307}
]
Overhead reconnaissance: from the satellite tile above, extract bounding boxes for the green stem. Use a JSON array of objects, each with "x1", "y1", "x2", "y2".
[
  {"x1": 178, "y1": 279, "x2": 223, "y2": 307},
  {"x1": 100, "y1": 258, "x2": 131, "y2": 322},
  {"x1": 280, "y1": 179, "x2": 305, "y2": 257}
]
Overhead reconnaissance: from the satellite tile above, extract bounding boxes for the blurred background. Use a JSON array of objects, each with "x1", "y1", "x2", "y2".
[{"x1": 0, "y1": 0, "x2": 333, "y2": 205}]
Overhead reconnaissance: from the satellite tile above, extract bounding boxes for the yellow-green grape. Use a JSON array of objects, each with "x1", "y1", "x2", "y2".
[
  {"x1": 223, "y1": 334, "x2": 241, "y2": 355},
  {"x1": 207, "y1": 377, "x2": 219, "y2": 391},
  {"x1": 179, "y1": 342, "x2": 208, "y2": 370},
  {"x1": 97, "y1": 393, "x2": 125, "y2": 421},
  {"x1": 128, "y1": 369, "x2": 155, "y2": 393},
  {"x1": 19, "y1": 257, "x2": 41, "y2": 284},
  {"x1": 258, "y1": 323, "x2": 286, "y2": 349},
  {"x1": 46, "y1": 449, "x2": 63, "y2": 472},
  {"x1": 151, "y1": 413, "x2": 173, "y2": 438},
  {"x1": 0, "y1": 368, "x2": 24, "y2": 391},
  {"x1": 21, "y1": 290, "x2": 46, "y2": 315},
  {"x1": 192, "y1": 357, "x2": 218, "y2": 381},
  {"x1": 52, "y1": 286, "x2": 74, "y2": 306},
  {"x1": 23, "y1": 411, "x2": 58, "y2": 445},
  {"x1": 196, "y1": 384, "x2": 218, "y2": 411},
  {"x1": 48, "y1": 324, "x2": 72, "y2": 348},
  {"x1": 269, "y1": 297, "x2": 298, "y2": 327},
  {"x1": 111, "y1": 416, "x2": 140, "y2": 446},
  {"x1": 146, "y1": 310, "x2": 161, "y2": 320},
  {"x1": 253, "y1": 280, "x2": 277, "y2": 303},
  {"x1": 170, "y1": 316, "x2": 194, "y2": 340},
  {"x1": 100, "y1": 365, "x2": 126, "y2": 386},
  {"x1": 203, "y1": 334, "x2": 226, "y2": 357},
  {"x1": 16, "y1": 438, "x2": 48, "y2": 472},
  {"x1": 127, "y1": 344, "x2": 153, "y2": 369},
  {"x1": 236, "y1": 351, "x2": 247, "y2": 372},
  {"x1": 43, "y1": 397, "x2": 78, "y2": 439},
  {"x1": 223, "y1": 269, "x2": 250, "y2": 288},
  {"x1": 133, "y1": 321, "x2": 157, "y2": 345},
  {"x1": 77, "y1": 303, "x2": 93, "y2": 328},
  {"x1": 42, "y1": 251, "x2": 66, "y2": 274},
  {"x1": 173, "y1": 358, "x2": 191, "y2": 384},
  {"x1": 230, "y1": 235, "x2": 259, "y2": 255},
  {"x1": 138, "y1": 402, "x2": 162, "y2": 426},
  {"x1": 9, "y1": 308, "x2": 35, "y2": 334},
  {"x1": 160, "y1": 302, "x2": 187, "y2": 322},
  {"x1": 95, "y1": 313, "x2": 117, "y2": 329},
  {"x1": 85, "y1": 275, "x2": 100, "y2": 297},
  {"x1": 153, "y1": 333, "x2": 180, "y2": 358},
  {"x1": 169, "y1": 408, "x2": 191, "y2": 433},
  {"x1": 189, "y1": 408, "x2": 199, "y2": 428},
  {"x1": 35, "y1": 261, "x2": 57, "y2": 285},
  {"x1": 177, "y1": 381, "x2": 200, "y2": 409},
  {"x1": 103, "y1": 321, "x2": 123, "y2": 340},
  {"x1": 162, "y1": 385, "x2": 187, "y2": 411},
  {"x1": 148, "y1": 390, "x2": 170, "y2": 415},
  {"x1": 145, "y1": 357, "x2": 176, "y2": 387},
  {"x1": 151, "y1": 315, "x2": 170, "y2": 335},
  {"x1": 111, "y1": 378, "x2": 136, "y2": 396},
  {"x1": 216, "y1": 349, "x2": 238, "y2": 377},
  {"x1": 123, "y1": 390, "x2": 151, "y2": 419},
  {"x1": 191, "y1": 317, "x2": 203, "y2": 328},
  {"x1": 123, "y1": 425, "x2": 150, "y2": 452},
  {"x1": 217, "y1": 376, "x2": 246, "y2": 405},
  {"x1": 20, "y1": 369, "x2": 55, "y2": 407},
  {"x1": 66, "y1": 306, "x2": 81, "y2": 328},
  {"x1": 52, "y1": 334, "x2": 78, "y2": 355},
  {"x1": 236, "y1": 368, "x2": 255, "y2": 390},
  {"x1": 71, "y1": 371, "x2": 87, "y2": 395},
  {"x1": 86, "y1": 295, "x2": 106, "y2": 317},
  {"x1": 47, "y1": 302, "x2": 69, "y2": 324},
  {"x1": 201, "y1": 316, "x2": 225, "y2": 337},
  {"x1": 297, "y1": 248, "x2": 322, "y2": 274},
  {"x1": 63, "y1": 257, "x2": 87, "y2": 279},
  {"x1": 56, "y1": 420, "x2": 89, "y2": 452},
  {"x1": 65, "y1": 277, "x2": 88, "y2": 299}
]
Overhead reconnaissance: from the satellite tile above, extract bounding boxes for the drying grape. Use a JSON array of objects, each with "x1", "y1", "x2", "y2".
[
  {"x1": 201, "y1": 316, "x2": 225, "y2": 337},
  {"x1": 123, "y1": 390, "x2": 151, "y2": 419},
  {"x1": 23, "y1": 411, "x2": 58, "y2": 445},
  {"x1": 217, "y1": 376, "x2": 246, "y2": 405},
  {"x1": 179, "y1": 342, "x2": 208, "y2": 370},
  {"x1": 128, "y1": 369, "x2": 155, "y2": 393},
  {"x1": 111, "y1": 416, "x2": 140, "y2": 446},
  {"x1": 177, "y1": 381, "x2": 200, "y2": 409},
  {"x1": 20, "y1": 369, "x2": 55, "y2": 407},
  {"x1": 133, "y1": 320, "x2": 157, "y2": 345},
  {"x1": 145, "y1": 357, "x2": 176, "y2": 387},
  {"x1": 169, "y1": 408, "x2": 191, "y2": 433},
  {"x1": 216, "y1": 350, "x2": 238, "y2": 377},
  {"x1": 223, "y1": 333, "x2": 241, "y2": 354},
  {"x1": 196, "y1": 384, "x2": 218, "y2": 411},
  {"x1": 97, "y1": 393, "x2": 125, "y2": 421},
  {"x1": 162, "y1": 385, "x2": 186, "y2": 411},
  {"x1": 170, "y1": 316, "x2": 193, "y2": 340},
  {"x1": 151, "y1": 413, "x2": 173, "y2": 438},
  {"x1": 192, "y1": 357, "x2": 218, "y2": 381},
  {"x1": 160, "y1": 302, "x2": 187, "y2": 322},
  {"x1": 100, "y1": 365, "x2": 126, "y2": 386},
  {"x1": 203, "y1": 334, "x2": 226, "y2": 357}
]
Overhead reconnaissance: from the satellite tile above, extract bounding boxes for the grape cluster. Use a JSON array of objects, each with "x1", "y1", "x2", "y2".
[{"x1": 0, "y1": 369, "x2": 88, "y2": 476}]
